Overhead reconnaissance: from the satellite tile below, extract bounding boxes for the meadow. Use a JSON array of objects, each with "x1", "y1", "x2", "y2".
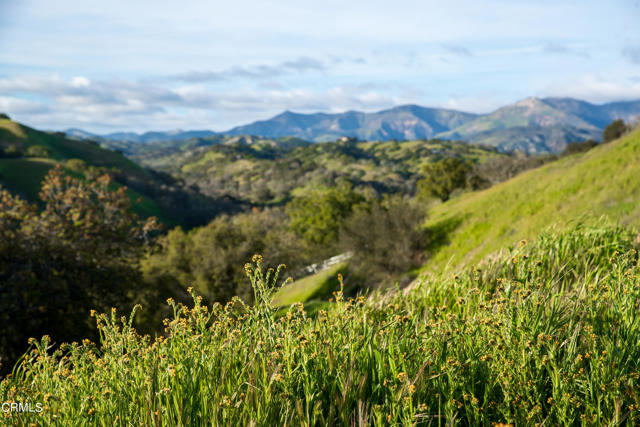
[{"x1": 2, "y1": 222, "x2": 639, "y2": 425}]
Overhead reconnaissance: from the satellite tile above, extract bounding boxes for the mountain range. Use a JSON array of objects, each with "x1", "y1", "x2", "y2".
[{"x1": 66, "y1": 97, "x2": 640, "y2": 153}]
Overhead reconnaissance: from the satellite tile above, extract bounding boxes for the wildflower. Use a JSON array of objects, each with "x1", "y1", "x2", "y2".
[{"x1": 396, "y1": 372, "x2": 407, "y2": 382}]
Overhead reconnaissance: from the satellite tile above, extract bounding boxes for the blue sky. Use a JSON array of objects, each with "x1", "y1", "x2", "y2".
[{"x1": 1, "y1": 0, "x2": 639, "y2": 133}]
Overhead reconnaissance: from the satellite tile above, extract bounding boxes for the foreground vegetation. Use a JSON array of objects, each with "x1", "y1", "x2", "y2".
[{"x1": 2, "y1": 222, "x2": 639, "y2": 425}]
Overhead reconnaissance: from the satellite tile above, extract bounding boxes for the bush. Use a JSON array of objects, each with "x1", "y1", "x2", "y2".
[
  {"x1": 25, "y1": 145, "x2": 52, "y2": 158},
  {"x1": 602, "y1": 119, "x2": 628, "y2": 143},
  {"x1": 64, "y1": 158, "x2": 89, "y2": 173},
  {"x1": 0, "y1": 167, "x2": 157, "y2": 370},
  {"x1": 562, "y1": 139, "x2": 598, "y2": 156},
  {"x1": 418, "y1": 158, "x2": 471, "y2": 202}
]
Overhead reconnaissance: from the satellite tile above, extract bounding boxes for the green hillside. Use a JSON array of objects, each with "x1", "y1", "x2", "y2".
[
  {"x1": 422, "y1": 128, "x2": 640, "y2": 271},
  {"x1": 272, "y1": 262, "x2": 346, "y2": 307},
  {"x1": 0, "y1": 118, "x2": 170, "y2": 221},
  {"x1": 141, "y1": 137, "x2": 507, "y2": 205},
  {"x1": 0, "y1": 118, "x2": 235, "y2": 226},
  {"x1": 0, "y1": 118, "x2": 152, "y2": 180},
  {"x1": 0, "y1": 157, "x2": 57, "y2": 200}
]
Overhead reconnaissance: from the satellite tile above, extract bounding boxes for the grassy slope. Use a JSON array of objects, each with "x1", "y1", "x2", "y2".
[
  {"x1": 4, "y1": 224, "x2": 639, "y2": 425},
  {"x1": 0, "y1": 158, "x2": 57, "y2": 200},
  {"x1": 0, "y1": 119, "x2": 168, "y2": 221},
  {"x1": 423, "y1": 128, "x2": 640, "y2": 271},
  {"x1": 272, "y1": 263, "x2": 346, "y2": 307}
]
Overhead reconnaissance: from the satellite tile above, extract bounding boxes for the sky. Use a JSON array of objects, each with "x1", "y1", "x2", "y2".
[{"x1": 0, "y1": 0, "x2": 639, "y2": 133}]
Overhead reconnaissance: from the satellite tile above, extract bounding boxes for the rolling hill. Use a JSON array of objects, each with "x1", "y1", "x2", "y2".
[
  {"x1": 420, "y1": 126, "x2": 640, "y2": 272},
  {"x1": 1, "y1": 117, "x2": 153, "y2": 195},
  {"x1": 0, "y1": 117, "x2": 230, "y2": 227},
  {"x1": 136, "y1": 137, "x2": 507, "y2": 205}
]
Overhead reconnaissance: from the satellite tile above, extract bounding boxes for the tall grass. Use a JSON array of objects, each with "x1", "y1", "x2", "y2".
[{"x1": 2, "y1": 224, "x2": 640, "y2": 425}]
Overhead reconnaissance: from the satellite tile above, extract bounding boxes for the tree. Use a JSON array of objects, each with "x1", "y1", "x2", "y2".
[
  {"x1": 286, "y1": 184, "x2": 364, "y2": 247},
  {"x1": 25, "y1": 145, "x2": 52, "y2": 158},
  {"x1": 418, "y1": 158, "x2": 471, "y2": 202},
  {"x1": 0, "y1": 166, "x2": 158, "y2": 370},
  {"x1": 602, "y1": 119, "x2": 627, "y2": 143},
  {"x1": 340, "y1": 195, "x2": 427, "y2": 285},
  {"x1": 141, "y1": 208, "x2": 308, "y2": 307}
]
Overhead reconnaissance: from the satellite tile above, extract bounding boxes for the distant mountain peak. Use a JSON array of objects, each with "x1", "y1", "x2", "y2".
[
  {"x1": 513, "y1": 97, "x2": 547, "y2": 108},
  {"x1": 66, "y1": 96, "x2": 640, "y2": 154}
]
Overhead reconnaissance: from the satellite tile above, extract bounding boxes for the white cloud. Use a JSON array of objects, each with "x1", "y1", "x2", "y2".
[
  {"x1": 438, "y1": 95, "x2": 508, "y2": 114},
  {"x1": 543, "y1": 74, "x2": 640, "y2": 104},
  {"x1": 171, "y1": 57, "x2": 326, "y2": 82},
  {"x1": 0, "y1": 96, "x2": 50, "y2": 115},
  {"x1": 0, "y1": 74, "x2": 414, "y2": 132},
  {"x1": 71, "y1": 76, "x2": 91, "y2": 87}
]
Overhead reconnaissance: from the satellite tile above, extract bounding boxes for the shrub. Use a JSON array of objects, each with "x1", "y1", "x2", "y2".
[
  {"x1": 25, "y1": 145, "x2": 52, "y2": 158},
  {"x1": 602, "y1": 119, "x2": 628, "y2": 143},
  {"x1": 418, "y1": 157, "x2": 471, "y2": 202},
  {"x1": 0, "y1": 167, "x2": 158, "y2": 370},
  {"x1": 562, "y1": 139, "x2": 598, "y2": 156}
]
